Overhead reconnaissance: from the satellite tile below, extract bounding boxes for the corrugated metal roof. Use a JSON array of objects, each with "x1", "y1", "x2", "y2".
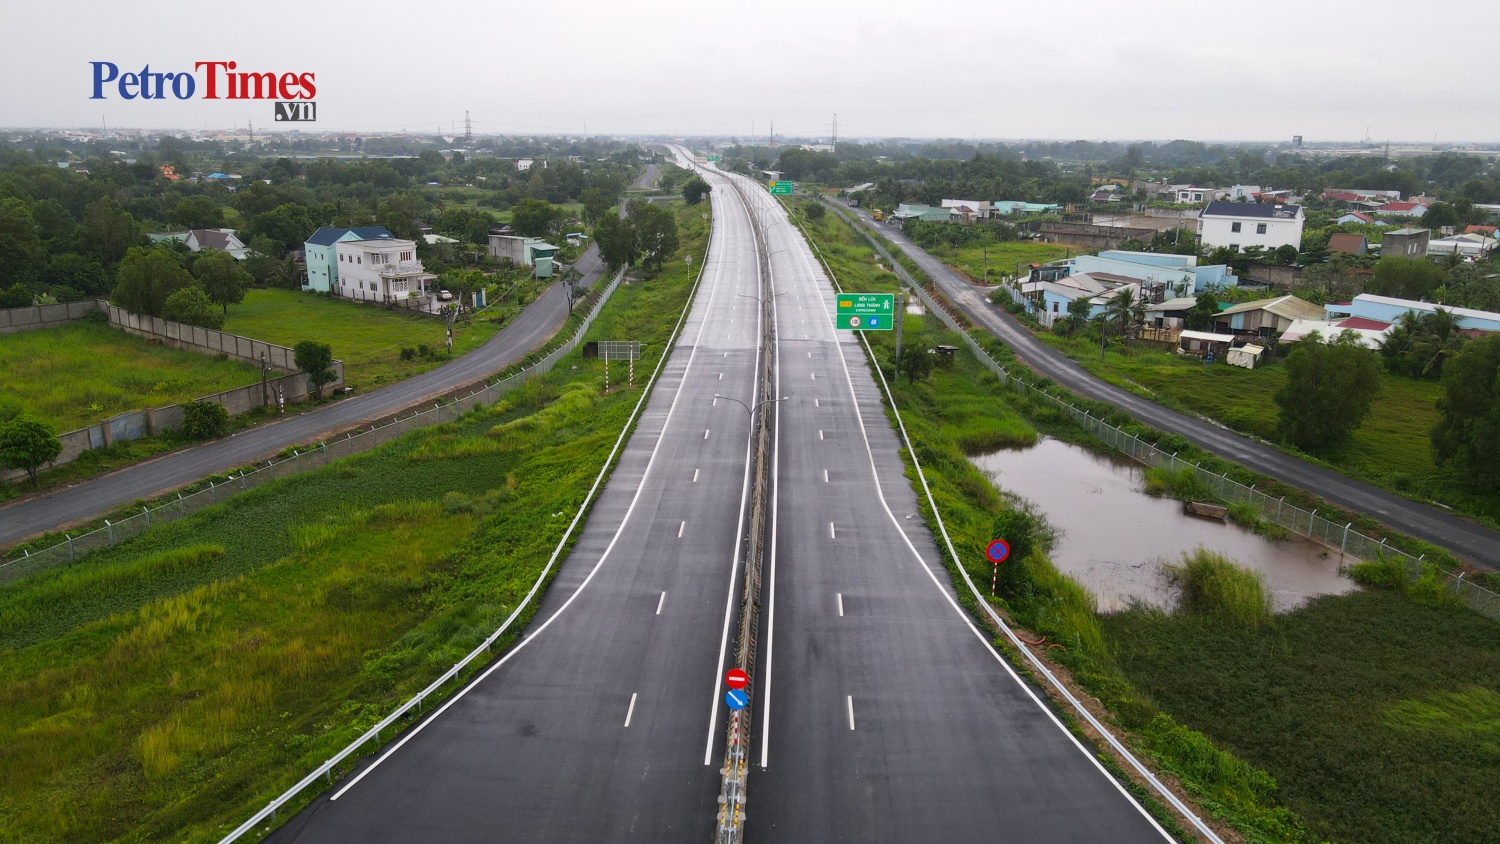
[{"x1": 1217, "y1": 295, "x2": 1326, "y2": 322}]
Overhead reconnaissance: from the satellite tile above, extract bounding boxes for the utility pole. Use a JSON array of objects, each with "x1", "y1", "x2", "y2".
[
  {"x1": 832, "y1": 113, "x2": 838, "y2": 153},
  {"x1": 260, "y1": 351, "x2": 269, "y2": 409},
  {"x1": 894, "y1": 291, "x2": 905, "y2": 374},
  {"x1": 445, "y1": 305, "x2": 458, "y2": 355}
]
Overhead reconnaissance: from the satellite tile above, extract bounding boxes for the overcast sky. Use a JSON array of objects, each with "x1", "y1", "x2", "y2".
[{"x1": 3, "y1": 0, "x2": 1495, "y2": 143}]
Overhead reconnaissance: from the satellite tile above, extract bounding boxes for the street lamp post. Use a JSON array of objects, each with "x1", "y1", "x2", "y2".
[{"x1": 713, "y1": 394, "x2": 791, "y2": 424}]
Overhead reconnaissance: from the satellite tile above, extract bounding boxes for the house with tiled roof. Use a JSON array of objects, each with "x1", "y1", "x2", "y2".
[
  {"x1": 1326, "y1": 233, "x2": 1367, "y2": 256},
  {"x1": 1375, "y1": 201, "x2": 1426, "y2": 218},
  {"x1": 304, "y1": 226, "x2": 395, "y2": 293}
]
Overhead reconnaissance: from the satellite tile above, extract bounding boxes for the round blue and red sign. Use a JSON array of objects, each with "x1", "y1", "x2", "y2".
[{"x1": 986, "y1": 539, "x2": 1011, "y2": 564}]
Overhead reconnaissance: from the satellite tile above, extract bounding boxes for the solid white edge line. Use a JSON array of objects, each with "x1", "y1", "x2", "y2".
[
  {"x1": 328, "y1": 169, "x2": 727, "y2": 804},
  {"x1": 624, "y1": 693, "x2": 638, "y2": 728},
  {"x1": 702, "y1": 167, "x2": 765, "y2": 765},
  {"x1": 657, "y1": 591, "x2": 667, "y2": 615},
  {"x1": 788, "y1": 197, "x2": 1180, "y2": 842}
]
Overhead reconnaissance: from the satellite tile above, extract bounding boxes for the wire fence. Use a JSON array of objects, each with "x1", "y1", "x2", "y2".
[
  {"x1": 890, "y1": 261, "x2": 1500, "y2": 621},
  {"x1": 1, "y1": 270, "x2": 626, "y2": 585}
]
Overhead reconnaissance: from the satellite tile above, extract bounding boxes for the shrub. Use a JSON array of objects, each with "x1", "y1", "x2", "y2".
[
  {"x1": 400, "y1": 346, "x2": 415, "y2": 361},
  {"x1": 1166, "y1": 548, "x2": 1275, "y2": 629},
  {"x1": 1142, "y1": 465, "x2": 1212, "y2": 500},
  {"x1": 180, "y1": 400, "x2": 230, "y2": 440},
  {"x1": 1348, "y1": 555, "x2": 1407, "y2": 590}
]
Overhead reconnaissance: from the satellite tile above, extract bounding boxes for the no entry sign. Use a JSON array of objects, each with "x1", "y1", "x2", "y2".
[{"x1": 725, "y1": 668, "x2": 748, "y2": 690}]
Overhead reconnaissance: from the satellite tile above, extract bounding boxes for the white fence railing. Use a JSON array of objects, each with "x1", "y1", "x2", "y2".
[
  {"x1": 1, "y1": 271, "x2": 625, "y2": 584},
  {"x1": 833, "y1": 204, "x2": 1500, "y2": 621}
]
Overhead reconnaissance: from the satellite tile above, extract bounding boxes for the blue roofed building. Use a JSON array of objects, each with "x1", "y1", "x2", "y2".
[{"x1": 304, "y1": 226, "x2": 396, "y2": 293}]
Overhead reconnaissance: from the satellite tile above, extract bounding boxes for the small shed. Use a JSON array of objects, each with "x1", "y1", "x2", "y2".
[
  {"x1": 1226, "y1": 344, "x2": 1265, "y2": 369},
  {"x1": 1178, "y1": 329, "x2": 1235, "y2": 360}
]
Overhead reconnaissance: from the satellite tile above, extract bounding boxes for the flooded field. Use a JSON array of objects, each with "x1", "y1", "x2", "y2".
[{"x1": 971, "y1": 437, "x2": 1359, "y2": 612}]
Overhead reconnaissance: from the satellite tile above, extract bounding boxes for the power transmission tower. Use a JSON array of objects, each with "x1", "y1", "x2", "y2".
[
  {"x1": 832, "y1": 113, "x2": 838, "y2": 152},
  {"x1": 464, "y1": 111, "x2": 472, "y2": 145}
]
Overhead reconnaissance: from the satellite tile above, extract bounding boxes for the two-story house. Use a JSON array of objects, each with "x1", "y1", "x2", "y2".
[
  {"x1": 304, "y1": 226, "x2": 396, "y2": 293},
  {"x1": 1197, "y1": 201, "x2": 1304, "y2": 253},
  {"x1": 333, "y1": 238, "x2": 434, "y2": 303}
]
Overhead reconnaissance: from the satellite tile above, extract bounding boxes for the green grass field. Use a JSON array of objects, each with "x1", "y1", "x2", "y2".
[
  {"x1": 222, "y1": 290, "x2": 504, "y2": 392},
  {"x1": 938, "y1": 240, "x2": 1072, "y2": 285},
  {"x1": 1032, "y1": 333, "x2": 1499, "y2": 520},
  {"x1": 0, "y1": 323, "x2": 263, "y2": 432},
  {"x1": 0, "y1": 202, "x2": 708, "y2": 843}
]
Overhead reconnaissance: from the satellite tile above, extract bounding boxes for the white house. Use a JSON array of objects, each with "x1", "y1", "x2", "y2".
[
  {"x1": 1197, "y1": 201, "x2": 1305, "y2": 252},
  {"x1": 333, "y1": 238, "x2": 433, "y2": 303}
]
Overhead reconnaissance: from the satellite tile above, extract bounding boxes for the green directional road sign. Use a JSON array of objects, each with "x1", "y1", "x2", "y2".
[
  {"x1": 836, "y1": 292, "x2": 895, "y2": 330},
  {"x1": 707, "y1": 154, "x2": 721, "y2": 162},
  {"x1": 768, "y1": 181, "x2": 793, "y2": 195}
]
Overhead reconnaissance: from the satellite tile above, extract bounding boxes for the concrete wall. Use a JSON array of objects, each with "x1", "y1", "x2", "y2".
[
  {"x1": 1243, "y1": 264, "x2": 1302, "y2": 291},
  {"x1": 108, "y1": 304, "x2": 303, "y2": 371},
  {"x1": 1034, "y1": 222, "x2": 1157, "y2": 250},
  {"x1": 0, "y1": 299, "x2": 106, "y2": 334}
]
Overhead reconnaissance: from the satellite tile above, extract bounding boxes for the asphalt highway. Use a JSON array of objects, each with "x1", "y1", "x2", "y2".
[
  {"x1": 721, "y1": 173, "x2": 1170, "y2": 841},
  {"x1": 838, "y1": 204, "x2": 1500, "y2": 571},
  {"x1": 0, "y1": 246, "x2": 608, "y2": 549},
  {"x1": 267, "y1": 147, "x2": 765, "y2": 843}
]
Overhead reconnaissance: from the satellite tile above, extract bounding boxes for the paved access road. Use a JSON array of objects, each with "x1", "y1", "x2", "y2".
[
  {"x1": 0, "y1": 247, "x2": 608, "y2": 549},
  {"x1": 722, "y1": 173, "x2": 1170, "y2": 841},
  {"x1": 839, "y1": 205, "x2": 1500, "y2": 571},
  {"x1": 267, "y1": 147, "x2": 765, "y2": 843}
]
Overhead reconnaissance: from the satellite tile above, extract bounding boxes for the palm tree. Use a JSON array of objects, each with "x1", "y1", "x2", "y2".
[
  {"x1": 1412, "y1": 307, "x2": 1465, "y2": 378},
  {"x1": 1104, "y1": 286, "x2": 1147, "y2": 341}
]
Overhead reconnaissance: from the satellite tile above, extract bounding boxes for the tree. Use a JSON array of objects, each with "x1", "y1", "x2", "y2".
[
  {"x1": 594, "y1": 214, "x2": 637, "y2": 270},
  {"x1": 162, "y1": 286, "x2": 225, "y2": 329},
  {"x1": 244, "y1": 203, "x2": 315, "y2": 255},
  {"x1": 1102, "y1": 286, "x2": 1146, "y2": 341},
  {"x1": 81, "y1": 196, "x2": 141, "y2": 265},
  {"x1": 180, "y1": 400, "x2": 230, "y2": 440},
  {"x1": 579, "y1": 188, "x2": 613, "y2": 228},
  {"x1": 633, "y1": 202, "x2": 679, "y2": 272},
  {"x1": 682, "y1": 176, "x2": 711, "y2": 205},
  {"x1": 42, "y1": 253, "x2": 110, "y2": 296},
  {"x1": 192, "y1": 249, "x2": 252, "y2": 314},
  {"x1": 0, "y1": 416, "x2": 62, "y2": 490},
  {"x1": 1186, "y1": 291, "x2": 1220, "y2": 330},
  {"x1": 0, "y1": 283, "x2": 31, "y2": 308},
  {"x1": 804, "y1": 201, "x2": 825, "y2": 221},
  {"x1": 170, "y1": 195, "x2": 227, "y2": 229},
  {"x1": 1431, "y1": 334, "x2": 1500, "y2": 491},
  {"x1": 294, "y1": 340, "x2": 336, "y2": 397},
  {"x1": 1275, "y1": 331, "x2": 1383, "y2": 450},
  {"x1": 1274, "y1": 244, "x2": 1300, "y2": 265},
  {"x1": 1421, "y1": 202, "x2": 1461, "y2": 233},
  {"x1": 111, "y1": 246, "x2": 193, "y2": 317},
  {"x1": 0, "y1": 197, "x2": 43, "y2": 284},
  {"x1": 896, "y1": 343, "x2": 935, "y2": 382},
  {"x1": 244, "y1": 235, "x2": 293, "y2": 289},
  {"x1": 1368, "y1": 256, "x2": 1444, "y2": 300},
  {"x1": 510, "y1": 198, "x2": 560, "y2": 238},
  {"x1": 1381, "y1": 308, "x2": 1467, "y2": 379}
]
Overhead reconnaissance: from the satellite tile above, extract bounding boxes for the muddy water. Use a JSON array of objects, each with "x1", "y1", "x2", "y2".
[{"x1": 970, "y1": 437, "x2": 1359, "y2": 612}]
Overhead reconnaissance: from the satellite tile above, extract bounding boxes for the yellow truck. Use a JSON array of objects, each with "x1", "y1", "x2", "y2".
[{"x1": 872, "y1": 209, "x2": 884, "y2": 222}]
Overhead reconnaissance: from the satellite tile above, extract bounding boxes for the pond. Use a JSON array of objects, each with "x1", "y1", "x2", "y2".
[{"x1": 970, "y1": 437, "x2": 1359, "y2": 612}]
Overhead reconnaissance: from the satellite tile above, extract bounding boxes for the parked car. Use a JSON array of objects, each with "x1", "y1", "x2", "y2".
[{"x1": 438, "y1": 289, "x2": 454, "y2": 301}]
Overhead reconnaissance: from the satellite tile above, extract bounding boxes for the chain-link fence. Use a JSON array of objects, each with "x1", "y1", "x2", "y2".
[
  {"x1": 886, "y1": 265, "x2": 1500, "y2": 620},
  {"x1": 1, "y1": 270, "x2": 625, "y2": 585}
]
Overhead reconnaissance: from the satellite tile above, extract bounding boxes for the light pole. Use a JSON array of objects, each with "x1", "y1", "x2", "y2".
[{"x1": 713, "y1": 394, "x2": 792, "y2": 422}]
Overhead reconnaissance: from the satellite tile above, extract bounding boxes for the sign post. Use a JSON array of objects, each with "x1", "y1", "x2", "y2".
[
  {"x1": 835, "y1": 293, "x2": 896, "y2": 331},
  {"x1": 986, "y1": 539, "x2": 1011, "y2": 595}
]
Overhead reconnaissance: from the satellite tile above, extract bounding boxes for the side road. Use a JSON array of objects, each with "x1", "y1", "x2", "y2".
[
  {"x1": 833, "y1": 201, "x2": 1500, "y2": 571},
  {"x1": 0, "y1": 245, "x2": 607, "y2": 549}
]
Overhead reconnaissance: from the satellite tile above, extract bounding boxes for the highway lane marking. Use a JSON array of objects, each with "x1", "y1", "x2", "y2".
[
  {"x1": 814, "y1": 398, "x2": 819, "y2": 407},
  {"x1": 719, "y1": 372, "x2": 723, "y2": 380},
  {"x1": 678, "y1": 520, "x2": 686, "y2": 538},
  {"x1": 830, "y1": 522, "x2": 836, "y2": 539},
  {"x1": 624, "y1": 693, "x2": 638, "y2": 727},
  {"x1": 837, "y1": 593, "x2": 844, "y2": 616},
  {"x1": 819, "y1": 429, "x2": 824, "y2": 440},
  {"x1": 693, "y1": 469, "x2": 699, "y2": 483},
  {"x1": 657, "y1": 591, "x2": 667, "y2": 615},
  {"x1": 798, "y1": 236, "x2": 1177, "y2": 841},
  {"x1": 327, "y1": 171, "x2": 737, "y2": 804},
  {"x1": 810, "y1": 372, "x2": 816, "y2": 380},
  {"x1": 824, "y1": 468, "x2": 829, "y2": 483},
  {"x1": 705, "y1": 428, "x2": 711, "y2": 439}
]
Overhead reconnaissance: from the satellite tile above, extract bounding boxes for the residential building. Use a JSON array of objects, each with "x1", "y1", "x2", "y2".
[
  {"x1": 488, "y1": 234, "x2": 561, "y2": 276},
  {"x1": 1335, "y1": 211, "x2": 1378, "y2": 225},
  {"x1": 1197, "y1": 201, "x2": 1305, "y2": 252},
  {"x1": 1381, "y1": 228, "x2": 1430, "y2": 258},
  {"x1": 1326, "y1": 233, "x2": 1368, "y2": 255},
  {"x1": 1144, "y1": 297, "x2": 1198, "y2": 330},
  {"x1": 1170, "y1": 185, "x2": 1220, "y2": 204},
  {"x1": 1426, "y1": 233, "x2": 1497, "y2": 259},
  {"x1": 941, "y1": 199, "x2": 991, "y2": 223},
  {"x1": 1212, "y1": 295, "x2": 1327, "y2": 338},
  {"x1": 992, "y1": 200, "x2": 1063, "y2": 216},
  {"x1": 1280, "y1": 316, "x2": 1393, "y2": 349},
  {"x1": 1224, "y1": 185, "x2": 1262, "y2": 202},
  {"x1": 890, "y1": 204, "x2": 953, "y2": 223},
  {"x1": 1375, "y1": 201, "x2": 1425, "y2": 218},
  {"x1": 1325, "y1": 294, "x2": 1500, "y2": 334},
  {"x1": 1060, "y1": 251, "x2": 1239, "y2": 295},
  {"x1": 1322, "y1": 188, "x2": 1402, "y2": 203},
  {"x1": 147, "y1": 228, "x2": 249, "y2": 259},
  {"x1": 333, "y1": 237, "x2": 432, "y2": 302},
  {"x1": 303, "y1": 226, "x2": 396, "y2": 293}
]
